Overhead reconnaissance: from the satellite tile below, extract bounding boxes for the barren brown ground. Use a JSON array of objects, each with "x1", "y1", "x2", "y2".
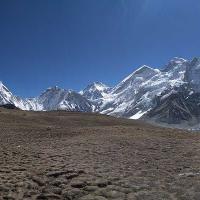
[{"x1": 0, "y1": 108, "x2": 200, "y2": 200}]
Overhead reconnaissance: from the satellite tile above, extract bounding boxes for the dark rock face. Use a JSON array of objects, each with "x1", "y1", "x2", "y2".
[
  {"x1": 143, "y1": 58, "x2": 200, "y2": 127},
  {"x1": 0, "y1": 104, "x2": 19, "y2": 110},
  {"x1": 184, "y1": 57, "x2": 200, "y2": 92},
  {"x1": 145, "y1": 86, "x2": 200, "y2": 125}
]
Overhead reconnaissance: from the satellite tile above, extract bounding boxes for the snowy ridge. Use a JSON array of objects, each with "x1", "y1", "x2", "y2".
[
  {"x1": 80, "y1": 82, "x2": 111, "y2": 101},
  {"x1": 0, "y1": 84, "x2": 93, "y2": 112},
  {"x1": 99, "y1": 57, "x2": 188, "y2": 119}
]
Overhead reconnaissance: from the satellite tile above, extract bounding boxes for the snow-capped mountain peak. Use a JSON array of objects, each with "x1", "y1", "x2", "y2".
[
  {"x1": 0, "y1": 81, "x2": 16, "y2": 105},
  {"x1": 0, "y1": 82, "x2": 27, "y2": 109},
  {"x1": 87, "y1": 82, "x2": 109, "y2": 92},
  {"x1": 46, "y1": 85, "x2": 61, "y2": 91},
  {"x1": 120, "y1": 65, "x2": 158, "y2": 83},
  {"x1": 112, "y1": 65, "x2": 160, "y2": 95},
  {"x1": 133, "y1": 65, "x2": 158, "y2": 75},
  {"x1": 0, "y1": 81, "x2": 11, "y2": 94},
  {"x1": 164, "y1": 57, "x2": 188, "y2": 72},
  {"x1": 169, "y1": 57, "x2": 187, "y2": 65},
  {"x1": 80, "y1": 82, "x2": 111, "y2": 101}
]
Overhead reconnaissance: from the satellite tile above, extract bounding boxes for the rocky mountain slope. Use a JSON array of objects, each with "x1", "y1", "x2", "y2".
[
  {"x1": 1, "y1": 57, "x2": 200, "y2": 129},
  {"x1": 144, "y1": 57, "x2": 200, "y2": 129}
]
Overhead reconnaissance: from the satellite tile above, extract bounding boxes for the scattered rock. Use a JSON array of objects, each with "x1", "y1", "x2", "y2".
[
  {"x1": 94, "y1": 179, "x2": 111, "y2": 188},
  {"x1": 102, "y1": 190, "x2": 126, "y2": 199},
  {"x1": 36, "y1": 194, "x2": 48, "y2": 200},
  {"x1": 80, "y1": 194, "x2": 108, "y2": 200},
  {"x1": 127, "y1": 193, "x2": 136, "y2": 200},
  {"x1": 0, "y1": 186, "x2": 9, "y2": 192},
  {"x1": 65, "y1": 173, "x2": 79, "y2": 180},
  {"x1": 31, "y1": 176, "x2": 45, "y2": 186},
  {"x1": 43, "y1": 186, "x2": 62, "y2": 195},
  {"x1": 47, "y1": 171, "x2": 67, "y2": 177},
  {"x1": 71, "y1": 180, "x2": 87, "y2": 188},
  {"x1": 3, "y1": 196, "x2": 15, "y2": 200},
  {"x1": 44, "y1": 194, "x2": 61, "y2": 199},
  {"x1": 36, "y1": 193, "x2": 61, "y2": 199},
  {"x1": 62, "y1": 188, "x2": 84, "y2": 199},
  {"x1": 51, "y1": 179, "x2": 63, "y2": 187},
  {"x1": 84, "y1": 185, "x2": 99, "y2": 192}
]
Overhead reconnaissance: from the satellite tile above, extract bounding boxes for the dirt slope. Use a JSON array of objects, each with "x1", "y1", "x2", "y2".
[{"x1": 0, "y1": 109, "x2": 200, "y2": 200}]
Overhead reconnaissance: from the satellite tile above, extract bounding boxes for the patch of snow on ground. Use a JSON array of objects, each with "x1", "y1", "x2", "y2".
[{"x1": 129, "y1": 110, "x2": 147, "y2": 119}]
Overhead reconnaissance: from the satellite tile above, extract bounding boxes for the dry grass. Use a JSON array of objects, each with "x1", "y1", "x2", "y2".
[{"x1": 0, "y1": 108, "x2": 200, "y2": 200}]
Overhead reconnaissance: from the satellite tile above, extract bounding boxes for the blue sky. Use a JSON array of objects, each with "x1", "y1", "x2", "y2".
[{"x1": 0, "y1": 0, "x2": 200, "y2": 97}]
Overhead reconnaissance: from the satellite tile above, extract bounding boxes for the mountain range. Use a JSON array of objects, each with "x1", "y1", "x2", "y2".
[{"x1": 1, "y1": 57, "x2": 200, "y2": 129}]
